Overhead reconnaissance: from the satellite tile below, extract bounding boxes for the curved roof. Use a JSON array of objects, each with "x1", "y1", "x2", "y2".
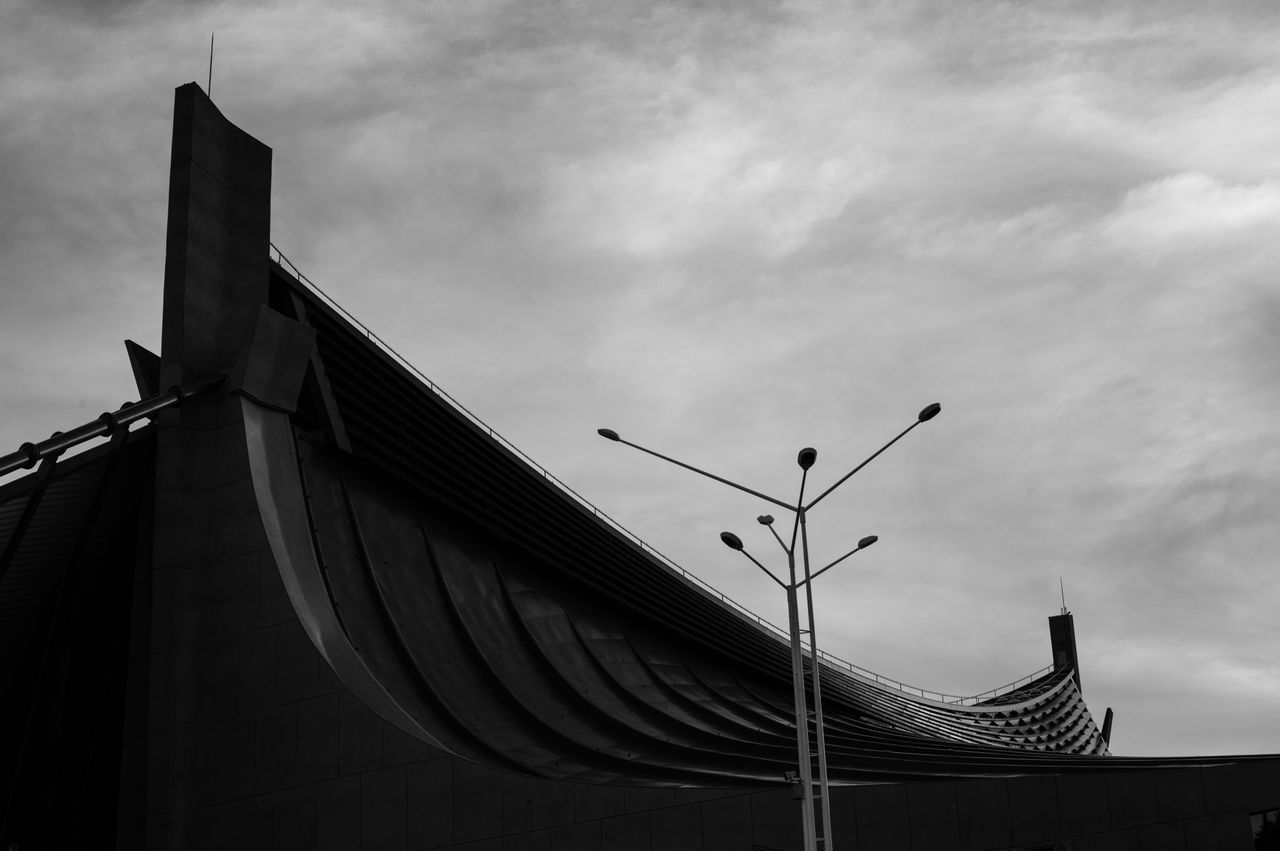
[
  {"x1": 2, "y1": 251, "x2": 1272, "y2": 787},
  {"x1": 251, "y1": 259, "x2": 1123, "y2": 785}
]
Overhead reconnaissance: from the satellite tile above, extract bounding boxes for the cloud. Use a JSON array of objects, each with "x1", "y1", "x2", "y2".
[
  {"x1": 546, "y1": 101, "x2": 881, "y2": 258},
  {"x1": 1103, "y1": 173, "x2": 1280, "y2": 254}
]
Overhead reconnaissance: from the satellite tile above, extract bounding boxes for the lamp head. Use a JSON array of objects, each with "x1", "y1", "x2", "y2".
[
  {"x1": 757, "y1": 514, "x2": 774, "y2": 526},
  {"x1": 917, "y1": 403, "x2": 941, "y2": 422},
  {"x1": 720, "y1": 531, "x2": 744, "y2": 551},
  {"x1": 797, "y1": 447, "x2": 817, "y2": 470},
  {"x1": 597, "y1": 428, "x2": 621, "y2": 441},
  {"x1": 858, "y1": 535, "x2": 878, "y2": 549}
]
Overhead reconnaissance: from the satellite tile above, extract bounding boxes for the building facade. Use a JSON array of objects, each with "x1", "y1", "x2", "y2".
[{"x1": 2, "y1": 83, "x2": 1279, "y2": 850}]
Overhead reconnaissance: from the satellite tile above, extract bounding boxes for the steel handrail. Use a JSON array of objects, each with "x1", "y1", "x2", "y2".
[{"x1": 0, "y1": 376, "x2": 224, "y2": 478}]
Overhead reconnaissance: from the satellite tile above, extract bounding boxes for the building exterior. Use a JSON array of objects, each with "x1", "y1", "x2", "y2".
[{"x1": 2, "y1": 82, "x2": 1279, "y2": 850}]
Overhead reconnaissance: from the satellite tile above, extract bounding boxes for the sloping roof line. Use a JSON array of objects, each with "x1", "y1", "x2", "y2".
[{"x1": 267, "y1": 244, "x2": 1054, "y2": 708}]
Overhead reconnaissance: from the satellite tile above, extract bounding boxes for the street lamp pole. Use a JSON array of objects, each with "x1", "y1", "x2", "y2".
[
  {"x1": 794, "y1": 402, "x2": 941, "y2": 841},
  {"x1": 798, "y1": 504, "x2": 831, "y2": 841},
  {"x1": 722, "y1": 530, "x2": 818, "y2": 849},
  {"x1": 752, "y1": 515, "x2": 877, "y2": 851},
  {"x1": 596, "y1": 402, "x2": 941, "y2": 851}
]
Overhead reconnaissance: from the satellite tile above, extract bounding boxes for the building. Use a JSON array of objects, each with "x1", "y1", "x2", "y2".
[{"x1": 2, "y1": 82, "x2": 1279, "y2": 850}]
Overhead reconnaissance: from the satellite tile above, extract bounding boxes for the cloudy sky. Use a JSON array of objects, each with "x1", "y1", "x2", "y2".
[{"x1": 4, "y1": 0, "x2": 1280, "y2": 758}]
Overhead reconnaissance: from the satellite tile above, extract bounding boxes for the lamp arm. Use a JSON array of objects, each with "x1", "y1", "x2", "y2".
[
  {"x1": 766, "y1": 522, "x2": 790, "y2": 556},
  {"x1": 618, "y1": 438, "x2": 793, "y2": 510},
  {"x1": 788, "y1": 468, "x2": 808, "y2": 553},
  {"x1": 800, "y1": 545, "x2": 862, "y2": 587},
  {"x1": 805, "y1": 420, "x2": 919, "y2": 512},
  {"x1": 738, "y1": 549, "x2": 789, "y2": 590}
]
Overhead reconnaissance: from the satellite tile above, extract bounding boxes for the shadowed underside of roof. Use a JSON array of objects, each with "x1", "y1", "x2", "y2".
[
  {"x1": 0, "y1": 434, "x2": 153, "y2": 694},
  {"x1": 0, "y1": 433, "x2": 154, "y2": 842}
]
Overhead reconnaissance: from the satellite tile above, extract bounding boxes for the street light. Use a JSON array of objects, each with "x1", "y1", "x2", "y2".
[
  {"x1": 805, "y1": 535, "x2": 877, "y2": 585},
  {"x1": 596, "y1": 403, "x2": 940, "y2": 851},
  {"x1": 721, "y1": 524, "x2": 819, "y2": 847},
  {"x1": 722, "y1": 522, "x2": 876, "y2": 851}
]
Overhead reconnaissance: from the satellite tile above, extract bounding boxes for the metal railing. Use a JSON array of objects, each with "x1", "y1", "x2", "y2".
[
  {"x1": 826, "y1": 658, "x2": 1057, "y2": 706},
  {"x1": 268, "y1": 243, "x2": 1054, "y2": 707},
  {"x1": 0, "y1": 377, "x2": 224, "y2": 479}
]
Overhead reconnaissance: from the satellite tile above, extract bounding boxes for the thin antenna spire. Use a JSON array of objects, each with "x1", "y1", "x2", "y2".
[
  {"x1": 1059, "y1": 577, "x2": 1067, "y2": 615},
  {"x1": 208, "y1": 32, "x2": 215, "y2": 98}
]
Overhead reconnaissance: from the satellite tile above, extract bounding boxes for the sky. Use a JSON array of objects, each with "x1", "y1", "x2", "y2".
[{"x1": 3, "y1": 0, "x2": 1279, "y2": 758}]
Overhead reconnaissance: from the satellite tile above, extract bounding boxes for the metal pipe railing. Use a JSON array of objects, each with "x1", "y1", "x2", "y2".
[{"x1": 0, "y1": 375, "x2": 224, "y2": 478}]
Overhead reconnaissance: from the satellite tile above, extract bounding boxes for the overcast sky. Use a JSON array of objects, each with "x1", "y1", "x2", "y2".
[{"x1": 4, "y1": 0, "x2": 1280, "y2": 758}]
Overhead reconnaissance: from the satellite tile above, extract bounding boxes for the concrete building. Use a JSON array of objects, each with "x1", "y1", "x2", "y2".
[{"x1": 3, "y1": 82, "x2": 1279, "y2": 850}]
